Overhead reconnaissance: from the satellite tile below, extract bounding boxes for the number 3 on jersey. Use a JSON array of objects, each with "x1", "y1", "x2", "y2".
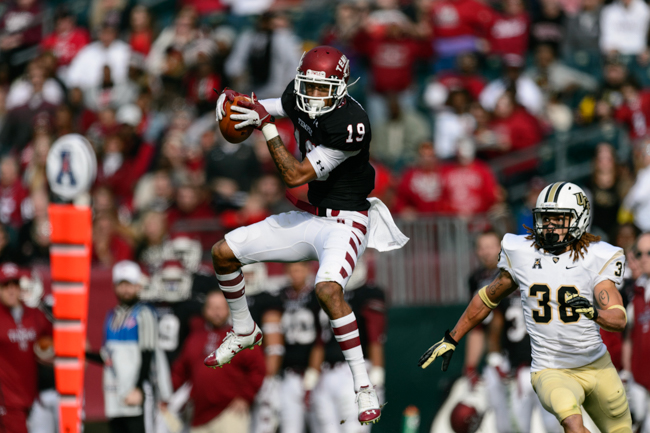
[{"x1": 529, "y1": 284, "x2": 580, "y2": 324}]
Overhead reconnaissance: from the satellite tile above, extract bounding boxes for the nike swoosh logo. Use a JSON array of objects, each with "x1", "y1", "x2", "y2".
[
  {"x1": 566, "y1": 266, "x2": 577, "y2": 269},
  {"x1": 439, "y1": 344, "x2": 447, "y2": 351}
]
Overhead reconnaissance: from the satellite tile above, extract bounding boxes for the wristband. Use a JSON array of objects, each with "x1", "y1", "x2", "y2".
[
  {"x1": 478, "y1": 286, "x2": 499, "y2": 309},
  {"x1": 262, "y1": 124, "x2": 279, "y2": 141}
]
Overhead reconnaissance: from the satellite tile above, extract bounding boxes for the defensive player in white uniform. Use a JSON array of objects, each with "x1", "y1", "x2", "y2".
[
  {"x1": 419, "y1": 182, "x2": 632, "y2": 433},
  {"x1": 205, "y1": 46, "x2": 408, "y2": 425}
]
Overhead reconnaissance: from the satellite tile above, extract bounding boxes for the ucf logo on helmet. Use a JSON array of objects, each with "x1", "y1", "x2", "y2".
[{"x1": 574, "y1": 192, "x2": 590, "y2": 210}]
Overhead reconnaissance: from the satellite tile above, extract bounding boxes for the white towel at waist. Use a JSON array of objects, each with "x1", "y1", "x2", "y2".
[{"x1": 366, "y1": 197, "x2": 409, "y2": 252}]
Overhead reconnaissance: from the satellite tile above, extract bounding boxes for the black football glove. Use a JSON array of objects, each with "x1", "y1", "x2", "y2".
[
  {"x1": 565, "y1": 293, "x2": 598, "y2": 320},
  {"x1": 418, "y1": 330, "x2": 458, "y2": 371}
]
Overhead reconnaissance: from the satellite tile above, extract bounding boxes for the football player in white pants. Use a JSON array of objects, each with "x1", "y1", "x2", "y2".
[
  {"x1": 420, "y1": 182, "x2": 632, "y2": 433},
  {"x1": 207, "y1": 45, "x2": 407, "y2": 426}
]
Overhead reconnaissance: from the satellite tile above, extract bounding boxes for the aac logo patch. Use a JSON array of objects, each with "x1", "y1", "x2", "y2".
[{"x1": 533, "y1": 258, "x2": 542, "y2": 269}]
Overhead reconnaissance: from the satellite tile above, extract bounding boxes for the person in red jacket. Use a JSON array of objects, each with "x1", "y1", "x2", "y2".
[
  {"x1": 623, "y1": 233, "x2": 650, "y2": 431},
  {"x1": 40, "y1": 7, "x2": 91, "y2": 76},
  {"x1": 488, "y1": 0, "x2": 530, "y2": 57},
  {"x1": 0, "y1": 263, "x2": 52, "y2": 433},
  {"x1": 440, "y1": 138, "x2": 499, "y2": 216},
  {"x1": 172, "y1": 289, "x2": 265, "y2": 432},
  {"x1": 614, "y1": 79, "x2": 650, "y2": 140},
  {"x1": 394, "y1": 142, "x2": 445, "y2": 216},
  {"x1": 0, "y1": 156, "x2": 29, "y2": 230}
]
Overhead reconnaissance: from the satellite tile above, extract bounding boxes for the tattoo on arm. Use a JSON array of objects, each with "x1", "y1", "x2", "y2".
[
  {"x1": 450, "y1": 330, "x2": 456, "y2": 338},
  {"x1": 267, "y1": 136, "x2": 300, "y2": 184},
  {"x1": 598, "y1": 289, "x2": 610, "y2": 307}
]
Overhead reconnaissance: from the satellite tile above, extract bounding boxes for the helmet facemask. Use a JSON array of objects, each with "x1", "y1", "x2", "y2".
[
  {"x1": 532, "y1": 208, "x2": 584, "y2": 254},
  {"x1": 294, "y1": 71, "x2": 346, "y2": 119}
]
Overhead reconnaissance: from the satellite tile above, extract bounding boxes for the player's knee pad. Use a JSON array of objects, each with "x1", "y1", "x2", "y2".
[
  {"x1": 549, "y1": 388, "x2": 581, "y2": 421},
  {"x1": 601, "y1": 386, "x2": 629, "y2": 419}
]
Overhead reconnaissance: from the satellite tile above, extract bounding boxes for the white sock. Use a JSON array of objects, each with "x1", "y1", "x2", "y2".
[
  {"x1": 331, "y1": 313, "x2": 370, "y2": 391},
  {"x1": 216, "y1": 270, "x2": 255, "y2": 334}
]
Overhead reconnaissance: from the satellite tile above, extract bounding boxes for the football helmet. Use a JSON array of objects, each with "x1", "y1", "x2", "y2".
[
  {"x1": 149, "y1": 260, "x2": 192, "y2": 303},
  {"x1": 294, "y1": 45, "x2": 350, "y2": 118},
  {"x1": 167, "y1": 235, "x2": 202, "y2": 273},
  {"x1": 450, "y1": 402, "x2": 483, "y2": 433},
  {"x1": 532, "y1": 182, "x2": 591, "y2": 254}
]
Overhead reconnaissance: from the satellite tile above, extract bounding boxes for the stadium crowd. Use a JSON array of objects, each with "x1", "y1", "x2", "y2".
[{"x1": 2, "y1": 0, "x2": 650, "y2": 431}]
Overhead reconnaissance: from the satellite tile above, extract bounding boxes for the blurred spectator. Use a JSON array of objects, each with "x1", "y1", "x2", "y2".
[
  {"x1": 600, "y1": 0, "x2": 650, "y2": 59},
  {"x1": 66, "y1": 14, "x2": 131, "y2": 91},
  {"x1": 171, "y1": 289, "x2": 265, "y2": 433},
  {"x1": 133, "y1": 170, "x2": 176, "y2": 213},
  {"x1": 424, "y1": 52, "x2": 487, "y2": 111},
  {"x1": 224, "y1": 0, "x2": 273, "y2": 17},
  {"x1": 614, "y1": 223, "x2": 641, "y2": 255},
  {"x1": 577, "y1": 56, "x2": 628, "y2": 124},
  {"x1": 40, "y1": 7, "x2": 91, "y2": 80},
  {"x1": 621, "y1": 140, "x2": 650, "y2": 231},
  {"x1": 526, "y1": 43, "x2": 599, "y2": 97},
  {"x1": 89, "y1": 0, "x2": 127, "y2": 34},
  {"x1": 370, "y1": 94, "x2": 431, "y2": 168},
  {"x1": 479, "y1": 54, "x2": 544, "y2": 115},
  {"x1": 67, "y1": 87, "x2": 99, "y2": 133},
  {"x1": 479, "y1": 92, "x2": 542, "y2": 163},
  {"x1": 355, "y1": 12, "x2": 432, "y2": 124},
  {"x1": 0, "y1": 156, "x2": 29, "y2": 229},
  {"x1": 186, "y1": 57, "x2": 222, "y2": 116},
  {"x1": 0, "y1": 263, "x2": 52, "y2": 433},
  {"x1": 21, "y1": 130, "x2": 50, "y2": 191},
  {"x1": 440, "y1": 138, "x2": 499, "y2": 216},
  {"x1": 623, "y1": 232, "x2": 650, "y2": 432},
  {"x1": 529, "y1": 0, "x2": 564, "y2": 54},
  {"x1": 205, "y1": 137, "x2": 261, "y2": 192},
  {"x1": 84, "y1": 65, "x2": 139, "y2": 112},
  {"x1": 586, "y1": 143, "x2": 623, "y2": 239},
  {"x1": 252, "y1": 174, "x2": 293, "y2": 214},
  {"x1": 89, "y1": 260, "x2": 169, "y2": 433},
  {"x1": 428, "y1": 0, "x2": 496, "y2": 70},
  {"x1": 18, "y1": 188, "x2": 50, "y2": 264},
  {"x1": 92, "y1": 212, "x2": 134, "y2": 267},
  {"x1": 147, "y1": 8, "x2": 198, "y2": 78},
  {"x1": 394, "y1": 142, "x2": 444, "y2": 216},
  {"x1": 166, "y1": 184, "x2": 217, "y2": 232},
  {"x1": 135, "y1": 211, "x2": 169, "y2": 275},
  {"x1": 6, "y1": 61, "x2": 65, "y2": 110},
  {"x1": 0, "y1": 223, "x2": 20, "y2": 264},
  {"x1": 0, "y1": 0, "x2": 43, "y2": 80},
  {"x1": 563, "y1": 0, "x2": 602, "y2": 59},
  {"x1": 614, "y1": 79, "x2": 650, "y2": 139},
  {"x1": 513, "y1": 176, "x2": 546, "y2": 234},
  {"x1": 488, "y1": 0, "x2": 530, "y2": 57},
  {"x1": 225, "y1": 11, "x2": 301, "y2": 99},
  {"x1": 433, "y1": 87, "x2": 476, "y2": 160},
  {"x1": 128, "y1": 6, "x2": 153, "y2": 56}
]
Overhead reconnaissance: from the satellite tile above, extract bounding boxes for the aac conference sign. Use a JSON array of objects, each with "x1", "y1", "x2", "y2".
[{"x1": 46, "y1": 134, "x2": 97, "y2": 201}]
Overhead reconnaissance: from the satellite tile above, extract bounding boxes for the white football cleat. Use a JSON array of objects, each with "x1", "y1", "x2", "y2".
[
  {"x1": 204, "y1": 322, "x2": 263, "y2": 368},
  {"x1": 356, "y1": 385, "x2": 381, "y2": 425}
]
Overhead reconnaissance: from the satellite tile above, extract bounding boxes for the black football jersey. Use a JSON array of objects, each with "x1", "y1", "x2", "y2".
[
  {"x1": 247, "y1": 291, "x2": 283, "y2": 325},
  {"x1": 497, "y1": 292, "x2": 532, "y2": 369},
  {"x1": 279, "y1": 285, "x2": 322, "y2": 371},
  {"x1": 152, "y1": 299, "x2": 202, "y2": 365},
  {"x1": 321, "y1": 285, "x2": 386, "y2": 365},
  {"x1": 280, "y1": 81, "x2": 375, "y2": 211},
  {"x1": 468, "y1": 267, "x2": 500, "y2": 297}
]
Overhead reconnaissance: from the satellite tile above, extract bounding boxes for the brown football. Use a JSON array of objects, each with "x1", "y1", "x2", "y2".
[{"x1": 219, "y1": 95, "x2": 255, "y2": 144}]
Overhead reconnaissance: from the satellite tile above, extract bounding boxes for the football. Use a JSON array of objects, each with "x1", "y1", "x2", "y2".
[{"x1": 219, "y1": 95, "x2": 255, "y2": 144}]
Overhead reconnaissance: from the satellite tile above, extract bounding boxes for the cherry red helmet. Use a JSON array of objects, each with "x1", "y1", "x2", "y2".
[
  {"x1": 450, "y1": 402, "x2": 483, "y2": 433},
  {"x1": 294, "y1": 45, "x2": 350, "y2": 118}
]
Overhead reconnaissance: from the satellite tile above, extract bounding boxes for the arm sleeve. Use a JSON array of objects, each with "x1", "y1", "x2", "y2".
[
  {"x1": 362, "y1": 297, "x2": 386, "y2": 344},
  {"x1": 594, "y1": 249, "x2": 626, "y2": 287},
  {"x1": 171, "y1": 342, "x2": 189, "y2": 390},
  {"x1": 136, "y1": 350, "x2": 153, "y2": 391},
  {"x1": 259, "y1": 98, "x2": 287, "y2": 118},
  {"x1": 305, "y1": 145, "x2": 360, "y2": 179}
]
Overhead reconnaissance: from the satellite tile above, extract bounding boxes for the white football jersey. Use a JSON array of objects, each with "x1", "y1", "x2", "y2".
[{"x1": 497, "y1": 234, "x2": 625, "y2": 371}]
